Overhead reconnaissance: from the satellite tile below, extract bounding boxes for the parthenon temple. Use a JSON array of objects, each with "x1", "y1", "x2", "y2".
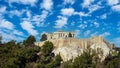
[{"x1": 43, "y1": 30, "x2": 75, "y2": 40}]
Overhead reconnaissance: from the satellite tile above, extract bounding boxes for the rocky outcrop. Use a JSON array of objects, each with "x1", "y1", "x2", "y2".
[{"x1": 35, "y1": 36, "x2": 115, "y2": 62}]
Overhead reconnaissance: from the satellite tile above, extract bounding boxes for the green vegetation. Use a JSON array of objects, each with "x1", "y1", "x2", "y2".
[
  {"x1": 72, "y1": 51, "x2": 96, "y2": 68},
  {"x1": 60, "y1": 50, "x2": 97, "y2": 68},
  {"x1": 103, "y1": 48, "x2": 120, "y2": 68},
  {"x1": 68, "y1": 32, "x2": 72, "y2": 37},
  {"x1": 60, "y1": 49, "x2": 120, "y2": 68},
  {"x1": 23, "y1": 35, "x2": 36, "y2": 47},
  {"x1": 41, "y1": 41, "x2": 54, "y2": 56},
  {"x1": 0, "y1": 35, "x2": 120, "y2": 68},
  {"x1": 0, "y1": 35, "x2": 62, "y2": 68},
  {"x1": 40, "y1": 34, "x2": 47, "y2": 41}
]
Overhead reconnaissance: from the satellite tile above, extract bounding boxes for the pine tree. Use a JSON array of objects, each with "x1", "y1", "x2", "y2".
[
  {"x1": 23, "y1": 35, "x2": 36, "y2": 47},
  {"x1": 68, "y1": 32, "x2": 72, "y2": 37},
  {"x1": 40, "y1": 34, "x2": 47, "y2": 41}
]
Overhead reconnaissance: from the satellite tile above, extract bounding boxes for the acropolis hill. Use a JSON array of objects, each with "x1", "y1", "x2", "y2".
[{"x1": 35, "y1": 30, "x2": 116, "y2": 62}]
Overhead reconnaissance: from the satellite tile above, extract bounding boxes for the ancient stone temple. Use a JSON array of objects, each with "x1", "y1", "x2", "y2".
[{"x1": 43, "y1": 30, "x2": 75, "y2": 40}]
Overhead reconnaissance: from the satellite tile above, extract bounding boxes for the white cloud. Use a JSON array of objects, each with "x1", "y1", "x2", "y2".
[
  {"x1": 13, "y1": 30, "x2": 24, "y2": 36},
  {"x1": 112, "y1": 5, "x2": 120, "y2": 12},
  {"x1": 2, "y1": 30, "x2": 24, "y2": 41},
  {"x1": 0, "y1": 19, "x2": 14, "y2": 30},
  {"x1": 0, "y1": 30, "x2": 24, "y2": 42},
  {"x1": 0, "y1": 6, "x2": 7, "y2": 13},
  {"x1": 40, "y1": 0, "x2": 53, "y2": 11},
  {"x1": 0, "y1": 17, "x2": 25, "y2": 36},
  {"x1": 74, "y1": 12, "x2": 89, "y2": 17},
  {"x1": 81, "y1": 0, "x2": 102, "y2": 14},
  {"x1": 78, "y1": 24, "x2": 87, "y2": 29},
  {"x1": 22, "y1": 10, "x2": 49, "y2": 27},
  {"x1": 8, "y1": 0, "x2": 38, "y2": 6},
  {"x1": 101, "y1": 14, "x2": 107, "y2": 19},
  {"x1": 9, "y1": 10, "x2": 25, "y2": 17},
  {"x1": 82, "y1": 0, "x2": 94, "y2": 8},
  {"x1": 0, "y1": 6, "x2": 6, "y2": 20},
  {"x1": 20, "y1": 21, "x2": 38, "y2": 35},
  {"x1": 32, "y1": 15, "x2": 42, "y2": 25},
  {"x1": 94, "y1": 22, "x2": 99, "y2": 28},
  {"x1": 0, "y1": 17, "x2": 25, "y2": 42},
  {"x1": 90, "y1": 32, "x2": 98, "y2": 37},
  {"x1": 26, "y1": 11, "x2": 31, "y2": 18},
  {"x1": 100, "y1": 32, "x2": 110, "y2": 37},
  {"x1": 91, "y1": 32, "x2": 110, "y2": 38},
  {"x1": 61, "y1": 8, "x2": 90, "y2": 19},
  {"x1": 71, "y1": 22, "x2": 75, "y2": 26},
  {"x1": 84, "y1": 30, "x2": 91, "y2": 37},
  {"x1": 54, "y1": 16, "x2": 68, "y2": 28},
  {"x1": 88, "y1": 5, "x2": 102, "y2": 13},
  {"x1": 39, "y1": 10, "x2": 48, "y2": 22},
  {"x1": 63, "y1": 0, "x2": 75, "y2": 5},
  {"x1": 61, "y1": 8, "x2": 75, "y2": 16},
  {"x1": 40, "y1": 0, "x2": 53, "y2": 25},
  {"x1": 107, "y1": 0, "x2": 119, "y2": 6},
  {"x1": 32, "y1": 10, "x2": 48, "y2": 26},
  {"x1": 0, "y1": 31, "x2": 14, "y2": 41}
]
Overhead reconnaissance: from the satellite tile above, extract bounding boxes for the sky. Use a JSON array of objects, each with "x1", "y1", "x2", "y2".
[{"x1": 0, "y1": 0, "x2": 120, "y2": 46}]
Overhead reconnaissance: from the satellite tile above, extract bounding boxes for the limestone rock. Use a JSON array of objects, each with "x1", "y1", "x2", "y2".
[{"x1": 35, "y1": 36, "x2": 115, "y2": 62}]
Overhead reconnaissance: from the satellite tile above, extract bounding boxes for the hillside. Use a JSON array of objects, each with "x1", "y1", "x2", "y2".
[
  {"x1": 0, "y1": 35, "x2": 120, "y2": 68},
  {"x1": 35, "y1": 36, "x2": 115, "y2": 62}
]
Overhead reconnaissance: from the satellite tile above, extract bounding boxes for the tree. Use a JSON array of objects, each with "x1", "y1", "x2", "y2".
[
  {"x1": 72, "y1": 51, "x2": 96, "y2": 68},
  {"x1": 41, "y1": 41, "x2": 54, "y2": 56},
  {"x1": 60, "y1": 60, "x2": 73, "y2": 68},
  {"x1": 0, "y1": 39, "x2": 41, "y2": 68},
  {"x1": 68, "y1": 32, "x2": 72, "y2": 37},
  {"x1": 23, "y1": 35, "x2": 36, "y2": 47},
  {"x1": 106, "y1": 58, "x2": 120, "y2": 68},
  {"x1": 40, "y1": 34, "x2": 47, "y2": 41},
  {"x1": 6, "y1": 40, "x2": 16, "y2": 46},
  {"x1": 0, "y1": 37, "x2": 63, "y2": 68},
  {"x1": 46, "y1": 55, "x2": 62, "y2": 68},
  {"x1": 54, "y1": 55, "x2": 62, "y2": 66}
]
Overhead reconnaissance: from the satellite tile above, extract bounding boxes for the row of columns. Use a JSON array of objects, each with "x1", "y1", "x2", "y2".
[
  {"x1": 58, "y1": 33, "x2": 75, "y2": 38},
  {"x1": 59, "y1": 33, "x2": 65, "y2": 37}
]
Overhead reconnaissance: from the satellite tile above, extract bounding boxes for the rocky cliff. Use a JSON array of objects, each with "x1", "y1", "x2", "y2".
[{"x1": 35, "y1": 36, "x2": 115, "y2": 62}]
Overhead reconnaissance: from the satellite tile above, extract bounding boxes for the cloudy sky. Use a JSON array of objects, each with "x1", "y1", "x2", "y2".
[{"x1": 0, "y1": 0, "x2": 120, "y2": 46}]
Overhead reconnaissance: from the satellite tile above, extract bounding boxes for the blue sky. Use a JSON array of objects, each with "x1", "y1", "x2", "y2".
[{"x1": 0, "y1": 0, "x2": 120, "y2": 46}]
